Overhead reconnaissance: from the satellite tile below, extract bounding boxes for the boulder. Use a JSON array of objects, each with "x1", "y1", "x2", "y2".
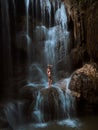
[
  {"x1": 39, "y1": 87, "x2": 67, "y2": 121},
  {"x1": 19, "y1": 84, "x2": 68, "y2": 122},
  {"x1": 69, "y1": 63, "x2": 98, "y2": 107}
]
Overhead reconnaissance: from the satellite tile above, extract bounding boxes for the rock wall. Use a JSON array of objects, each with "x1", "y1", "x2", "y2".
[
  {"x1": 62, "y1": 0, "x2": 98, "y2": 70},
  {"x1": 61, "y1": 0, "x2": 98, "y2": 113}
]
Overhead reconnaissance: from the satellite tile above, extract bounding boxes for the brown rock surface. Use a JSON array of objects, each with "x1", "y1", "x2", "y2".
[
  {"x1": 62, "y1": 0, "x2": 98, "y2": 69},
  {"x1": 69, "y1": 63, "x2": 98, "y2": 104},
  {"x1": 39, "y1": 87, "x2": 66, "y2": 121}
]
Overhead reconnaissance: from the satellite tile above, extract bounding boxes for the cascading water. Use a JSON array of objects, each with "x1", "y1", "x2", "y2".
[
  {"x1": 54, "y1": 77, "x2": 76, "y2": 118},
  {"x1": 32, "y1": 91, "x2": 44, "y2": 123},
  {"x1": 44, "y1": 26, "x2": 57, "y2": 65},
  {"x1": 29, "y1": 0, "x2": 69, "y2": 83},
  {"x1": 44, "y1": 1, "x2": 69, "y2": 80},
  {"x1": 64, "y1": 77, "x2": 75, "y2": 118},
  {"x1": 4, "y1": 102, "x2": 24, "y2": 130},
  {"x1": 25, "y1": 0, "x2": 29, "y2": 35},
  {"x1": 28, "y1": 63, "x2": 47, "y2": 85},
  {"x1": 0, "y1": 0, "x2": 79, "y2": 129},
  {"x1": 25, "y1": 0, "x2": 32, "y2": 81}
]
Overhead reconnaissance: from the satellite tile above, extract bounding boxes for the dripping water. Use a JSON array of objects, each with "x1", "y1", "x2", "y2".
[
  {"x1": 40, "y1": 0, "x2": 51, "y2": 26},
  {"x1": 25, "y1": 0, "x2": 29, "y2": 35},
  {"x1": 32, "y1": 92, "x2": 44, "y2": 123},
  {"x1": 28, "y1": 63, "x2": 47, "y2": 84},
  {"x1": 44, "y1": 1, "x2": 69, "y2": 80},
  {"x1": 25, "y1": 0, "x2": 32, "y2": 82}
]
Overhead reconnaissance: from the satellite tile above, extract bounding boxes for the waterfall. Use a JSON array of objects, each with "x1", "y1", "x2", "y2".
[
  {"x1": 55, "y1": 77, "x2": 76, "y2": 118},
  {"x1": 40, "y1": 0, "x2": 51, "y2": 25},
  {"x1": 24, "y1": 0, "x2": 69, "y2": 82},
  {"x1": 0, "y1": 0, "x2": 78, "y2": 129},
  {"x1": 43, "y1": 1, "x2": 69, "y2": 80},
  {"x1": 4, "y1": 102, "x2": 24, "y2": 130},
  {"x1": 44, "y1": 26, "x2": 57, "y2": 65},
  {"x1": 54, "y1": 77, "x2": 75, "y2": 118},
  {"x1": 25, "y1": 0, "x2": 29, "y2": 35},
  {"x1": 28, "y1": 63, "x2": 47, "y2": 84},
  {"x1": 65, "y1": 77, "x2": 75, "y2": 118},
  {"x1": 32, "y1": 92, "x2": 44, "y2": 123},
  {"x1": 25, "y1": 0, "x2": 30, "y2": 49},
  {"x1": 25, "y1": 0, "x2": 32, "y2": 82},
  {"x1": 31, "y1": 77, "x2": 75, "y2": 122}
]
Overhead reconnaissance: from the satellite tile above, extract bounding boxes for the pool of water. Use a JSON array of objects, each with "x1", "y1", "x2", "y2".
[
  {"x1": 79, "y1": 115, "x2": 98, "y2": 130},
  {"x1": 13, "y1": 115, "x2": 98, "y2": 130}
]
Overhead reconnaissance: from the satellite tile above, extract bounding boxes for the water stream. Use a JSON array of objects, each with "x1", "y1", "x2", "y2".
[{"x1": 28, "y1": 0, "x2": 69, "y2": 83}]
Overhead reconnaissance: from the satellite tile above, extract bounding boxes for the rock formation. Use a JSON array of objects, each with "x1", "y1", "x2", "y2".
[
  {"x1": 69, "y1": 63, "x2": 98, "y2": 113},
  {"x1": 62, "y1": 0, "x2": 98, "y2": 70}
]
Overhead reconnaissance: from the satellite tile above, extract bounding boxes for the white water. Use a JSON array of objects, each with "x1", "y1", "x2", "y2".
[
  {"x1": 28, "y1": 63, "x2": 47, "y2": 84},
  {"x1": 4, "y1": 102, "x2": 24, "y2": 130},
  {"x1": 57, "y1": 118, "x2": 81, "y2": 128},
  {"x1": 25, "y1": 0, "x2": 74, "y2": 122},
  {"x1": 4, "y1": 76, "x2": 77, "y2": 129},
  {"x1": 54, "y1": 77, "x2": 75, "y2": 118},
  {"x1": 65, "y1": 77, "x2": 75, "y2": 118},
  {"x1": 2, "y1": 0, "x2": 77, "y2": 129},
  {"x1": 25, "y1": 0, "x2": 69, "y2": 83},
  {"x1": 31, "y1": 0, "x2": 69, "y2": 67},
  {"x1": 25, "y1": 0, "x2": 31, "y2": 51},
  {"x1": 55, "y1": 3, "x2": 67, "y2": 29},
  {"x1": 44, "y1": 26, "x2": 57, "y2": 65},
  {"x1": 25, "y1": 0, "x2": 33, "y2": 82},
  {"x1": 32, "y1": 92, "x2": 44, "y2": 123},
  {"x1": 31, "y1": 76, "x2": 75, "y2": 122},
  {"x1": 40, "y1": 0, "x2": 51, "y2": 25},
  {"x1": 25, "y1": 0, "x2": 29, "y2": 35},
  {"x1": 44, "y1": 2, "x2": 69, "y2": 78}
]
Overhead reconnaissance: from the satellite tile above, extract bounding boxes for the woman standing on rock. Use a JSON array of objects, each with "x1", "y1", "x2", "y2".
[{"x1": 47, "y1": 64, "x2": 53, "y2": 87}]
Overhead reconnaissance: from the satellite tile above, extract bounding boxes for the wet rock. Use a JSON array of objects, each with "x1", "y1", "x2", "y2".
[
  {"x1": 70, "y1": 46, "x2": 86, "y2": 69},
  {"x1": 69, "y1": 63, "x2": 98, "y2": 106},
  {"x1": 39, "y1": 87, "x2": 67, "y2": 122},
  {"x1": 18, "y1": 85, "x2": 44, "y2": 122},
  {"x1": 19, "y1": 85, "x2": 68, "y2": 122},
  {"x1": 0, "y1": 82, "x2": 74, "y2": 126},
  {"x1": 19, "y1": 85, "x2": 42, "y2": 101},
  {"x1": 19, "y1": 76, "x2": 75, "y2": 120}
]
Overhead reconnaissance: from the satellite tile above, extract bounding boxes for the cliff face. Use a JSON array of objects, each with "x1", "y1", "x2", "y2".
[
  {"x1": 63, "y1": 0, "x2": 98, "y2": 69},
  {"x1": 61, "y1": 0, "x2": 98, "y2": 113}
]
